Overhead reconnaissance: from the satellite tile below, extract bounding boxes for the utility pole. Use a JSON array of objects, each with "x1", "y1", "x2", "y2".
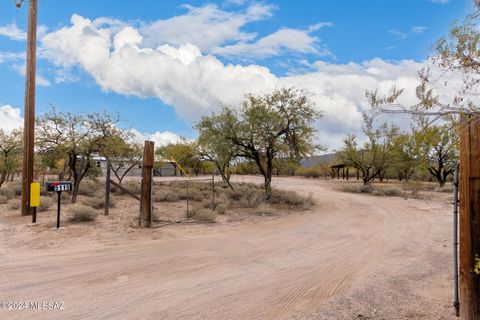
[
  {"x1": 20, "y1": 0, "x2": 38, "y2": 216},
  {"x1": 459, "y1": 115, "x2": 480, "y2": 319}
]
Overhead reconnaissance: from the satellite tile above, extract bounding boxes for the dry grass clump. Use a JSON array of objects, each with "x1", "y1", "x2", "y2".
[
  {"x1": 77, "y1": 180, "x2": 101, "y2": 197},
  {"x1": 339, "y1": 184, "x2": 373, "y2": 194},
  {"x1": 0, "y1": 195, "x2": 8, "y2": 204},
  {"x1": 255, "y1": 205, "x2": 273, "y2": 216},
  {"x1": 38, "y1": 196, "x2": 53, "y2": 211},
  {"x1": 435, "y1": 185, "x2": 454, "y2": 193},
  {"x1": 340, "y1": 184, "x2": 402, "y2": 197},
  {"x1": 373, "y1": 187, "x2": 402, "y2": 197},
  {"x1": 176, "y1": 188, "x2": 205, "y2": 201},
  {"x1": 11, "y1": 183, "x2": 22, "y2": 196},
  {"x1": 0, "y1": 188, "x2": 16, "y2": 200},
  {"x1": 8, "y1": 199, "x2": 21, "y2": 210},
  {"x1": 154, "y1": 190, "x2": 180, "y2": 202},
  {"x1": 82, "y1": 195, "x2": 117, "y2": 209},
  {"x1": 402, "y1": 180, "x2": 425, "y2": 195},
  {"x1": 270, "y1": 190, "x2": 314, "y2": 209},
  {"x1": 68, "y1": 204, "x2": 98, "y2": 222},
  {"x1": 215, "y1": 193, "x2": 231, "y2": 214},
  {"x1": 188, "y1": 207, "x2": 217, "y2": 222},
  {"x1": 111, "y1": 181, "x2": 141, "y2": 195},
  {"x1": 228, "y1": 183, "x2": 264, "y2": 208}
]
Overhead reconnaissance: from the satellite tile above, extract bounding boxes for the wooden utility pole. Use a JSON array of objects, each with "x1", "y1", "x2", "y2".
[
  {"x1": 459, "y1": 115, "x2": 480, "y2": 319},
  {"x1": 20, "y1": 0, "x2": 38, "y2": 216},
  {"x1": 140, "y1": 141, "x2": 154, "y2": 227}
]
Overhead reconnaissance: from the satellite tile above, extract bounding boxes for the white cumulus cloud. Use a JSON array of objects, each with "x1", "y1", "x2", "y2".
[
  {"x1": 0, "y1": 23, "x2": 26, "y2": 41},
  {"x1": 38, "y1": 14, "x2": 454, "y2": 149},
  {"x1": 0, "y1": 105, "x2": 23, "y2": 132}
]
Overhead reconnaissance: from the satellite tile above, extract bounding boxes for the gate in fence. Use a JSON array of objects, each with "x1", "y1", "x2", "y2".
[{"x1": 151, "y1": 178, "x2": 215, "y2": 223}]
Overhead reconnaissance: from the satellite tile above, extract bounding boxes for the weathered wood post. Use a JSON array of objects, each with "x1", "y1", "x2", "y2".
[
  {"x1": 459, "y1": 115, "x2": 480, "y2": 319},
  {"x1": 104, "y1": 159, "x2": 111, "y2": 216},
  {"x1": 140, "y1": 141, "x2": 154, "y2": 227}
]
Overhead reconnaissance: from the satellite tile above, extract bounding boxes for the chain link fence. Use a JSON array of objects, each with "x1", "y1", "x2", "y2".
[{"x1": 151, "y1": 177, "x2": 216, "y2": 223}]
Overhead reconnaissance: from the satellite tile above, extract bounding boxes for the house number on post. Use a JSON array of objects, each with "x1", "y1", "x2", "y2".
[{"x1": 46, "y1": 181, "x2": 73, "y2": 229}]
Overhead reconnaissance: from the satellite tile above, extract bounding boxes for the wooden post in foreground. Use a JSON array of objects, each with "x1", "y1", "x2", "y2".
[
  {"x1": 20, "y1": 0, "x2": 38, "y2": 216},
  {"x1": 140, "y1": 141, "x2": 154, "y2": 227},
  {"x1": 459, "y1": 115, "x2": 480, "y2": 319}
]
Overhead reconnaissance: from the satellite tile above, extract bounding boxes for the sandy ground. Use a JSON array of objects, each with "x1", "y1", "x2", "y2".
[{"x1": 0, "y1": 176, "x2": 457, "y2": 320}]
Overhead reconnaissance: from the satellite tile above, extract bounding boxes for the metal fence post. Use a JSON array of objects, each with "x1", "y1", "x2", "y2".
[
  {"x1": 453, "y1": 164, "x2": 460, "y2": 317},
  {"x1": 212, "y1": 171, "x2": 215, "y2": 210},
  {"x1": 186, "y1": 179, "x2": 189, "y2": 220}
]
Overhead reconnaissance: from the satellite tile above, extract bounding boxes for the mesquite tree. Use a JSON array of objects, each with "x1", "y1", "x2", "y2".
[
  {"x1": 198, "y1": 88, "x2": 321, "y2": 200},
  {"x1": 36, "y1": 108, "x2": 120, "y2": 203},
  {"x1": 0, "y1": 129, "x2": 22, "y2": 187}
]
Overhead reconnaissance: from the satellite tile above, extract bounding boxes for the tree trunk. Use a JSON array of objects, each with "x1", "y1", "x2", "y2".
[
  {"x1": 71, "y1": 155, "x2": 85, "y2": 203},
  {"x1": 0, "y1": 170, "x2": 6, "y2": 187}
]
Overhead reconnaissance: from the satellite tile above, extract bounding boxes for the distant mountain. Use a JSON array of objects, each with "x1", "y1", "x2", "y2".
[{"x1": 300, "y1": 153, "x2": 336, "y2": 167}]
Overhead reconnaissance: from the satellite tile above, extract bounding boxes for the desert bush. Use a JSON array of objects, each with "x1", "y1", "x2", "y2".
[
  {"x1": 296, "y1": 167, "x2": 322, "y2": 179},
  {"x1": 0, "y1": 195, "x2": 8, "y2": 204},
  {"x1": 154, "y1": 190, "x2": 180, "y2": 202},
  {"x1": 270, "y1": 190, "x2": 314, "y2": 209},
  {"x1": 215, "y1": 193, "x2": 231, "y2": 214},
  {"x1": 68, "y1": 204, "x2": 98, "y2": 222},
  {"x1": 11, "y1": 183, "x2": 22, "y2": 196},
  {"x1": 373, "y1": 187, "x2": 402, "y2": 197},
  {"x1": 177, "y1": 188, "x2": 204, "y2": 201},
  {"x1": 339, "y1": 184, "x2": 373, "y2": 194},
  {"x1": 82, "y1": 195, "x2": 116, "y2": 209},
  {"x1": 435, "y1": 185, "x2": 454, "y2": 193},
  {"x1": 402, "y1": 180, "x2": 424, "y2": 195},
  {"x1": 38, "y1": 196, "x2": 53, "y2": 211},
  {"x1": 77, "y1": 180, "x2": 100, "y2": 197},
  {"x1": 0, "y1": 188, "x2": 15, "y2": 200},
  {"x1": 228, "y1": 183, "x2": 264, "y2": 207},
  {"x1": 256, "y1": 205, "x2": 273, "y2": 216},
  {"x1": 8, "y1": 199, "x2": 21, "y2": 210},
  {"x1": 188, "y1": 207, "x2": 217, "y2": 222}
]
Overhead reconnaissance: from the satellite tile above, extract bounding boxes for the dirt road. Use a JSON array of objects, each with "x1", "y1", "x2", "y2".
[{"x1": 0, "y1": 177, "x2": 456, "y2": 319}]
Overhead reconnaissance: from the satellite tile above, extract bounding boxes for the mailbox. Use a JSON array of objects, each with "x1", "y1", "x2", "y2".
[
  {"x1": 46, "y1": 181, "x2": 73, "y2": 192},
  {"x1": 46, "y1": 181, "x2": 73, "y2": 229}
]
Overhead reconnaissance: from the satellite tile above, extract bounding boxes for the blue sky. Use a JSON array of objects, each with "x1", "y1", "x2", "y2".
[{"x1": 0, "y1": 0, "x2": 471, "y2": 147}]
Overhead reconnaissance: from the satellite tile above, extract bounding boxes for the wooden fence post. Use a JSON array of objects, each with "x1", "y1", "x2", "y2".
[
  {"x1": 104, "y1": 159, "x2": 111, "y2": 216},
  {"x1": 140, "y1": 141, "x2": 154, "y2": 227},
  {"x1": 459, "y1": 115, "x2": 480, "y2": 319}
]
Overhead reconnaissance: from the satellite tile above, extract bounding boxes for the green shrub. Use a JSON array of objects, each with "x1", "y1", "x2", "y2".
[
  {"x1": 0, "y1": 195, "x2": 8, "y2": 204},
  {"x1": 8, "y1": 199, "x2": 21, "y2": 210},
  {"x1": 68, "y1": 204, "x2": 98, "y2": 222},
  {"x1": 38, "y1": 196, "x2": 53, "y2": 211}
]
